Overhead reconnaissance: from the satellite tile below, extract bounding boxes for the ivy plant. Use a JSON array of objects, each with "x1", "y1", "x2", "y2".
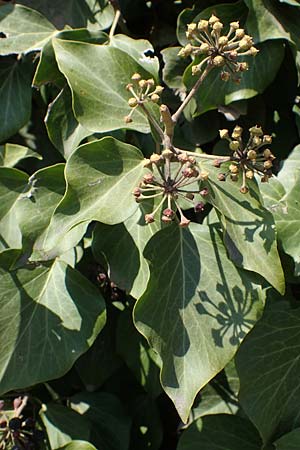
[{"x1": 0, "y1": 0, "x2": 299, "y2": 449}]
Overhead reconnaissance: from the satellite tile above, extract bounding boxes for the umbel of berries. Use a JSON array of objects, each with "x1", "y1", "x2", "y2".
[
  {"x1": 133, "y1": 149, "x2": 210, "y2": 227},
  {"x1": 178, "y1": 14, "x2": 259, "y2": 82},
  {"x1": 217, "y1": 125, "x2": 275, "y2": 193}
]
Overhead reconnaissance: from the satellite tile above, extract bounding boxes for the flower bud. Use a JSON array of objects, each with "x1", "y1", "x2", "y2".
[
  {"x1": 240, "y1": 186, "x2": 249, "y2": 194},
  {"x1": 220, "y1": 71, "x2": 230, "y2": 81},
  {"x1": 219, "y1": 129, "x2": 229, "y2": 139},
  {"x1": 13, "y1": 397, "x2": 22, "y2": 410},
  {"x1": 147, "y1": 78, "x2": 155, "y2": 87},
  {"x1": 162, "y1": 149, "x2": 173, "y2": 159},
  {"x1": 229, "y1": 164, "x2": 239, "y2": 174},
  {"x1": 178, "y1": 43, "x2": 193, "y2": 57},
  {"x1": 229, "y1": 140, "x2": 240, "y2": 151},
  {"x1": 187, "y1": 23, "x2": 197, "y2": 32},
  {"x1": 128, "y1": 97, "x2": 138, "y2": 107},
  {"x1": 192, "y1": 65, "x2": 201, "y2": 75},
  {"x1": 264, "y1": 160, "x2": 273, "y2": 169},
  {"x1": 213, "y1": 55, "x2": 225, "y2": 66},
  {"x1": 209, "y1": 14, "x2": 220, "y2": 25},
  {"x1": 200, "y1": 188, "x2": 209, "y2": 196},
  {"x1": 229, "y1": 51, "x2": 238, "y2": 60},
  {"x1": 131, "y1": 73, "x2": 141, "y2": 81},
  {"x1": 247, "y1": 149, "x2": 257, "y2": 159},
  {"x1": 182, "y1": 167, "x2": 194, "y2": 178},
  {"x1": 178, "y1": 152, "x2": 189, "y2": 163},
  {"x1": 263, "y1": 148, "x2": 272, "y2": 158},
  {"x1": 200, "y1": 170, "x2": 209, "y2": 180},
  {"x1": 153, "y1": 85, "x2": 164, "y2": 95},
  {"x1": 199, "y1": 43, "x2": 210, "y2": 54},
  {"x1": 133, "y1": 187, "x2": 141, "y2": 197},
  {"x1": 230, "y1": 21, "x2": 240, "y2": 30},
  {"x1": 139, "y1": 79, "x2": 148, "y2": 88},
  {"x1": 124, "y1": 115, "x2": 133, "y2": 123},
  {"x1": 239, "y1": 36, "x2": 253, "y2": 51},
  {"x1": 150, "y1": 153, "x2": 162, "y2": 164},
  {"x1": 179, "y1": 217, "x2": 190, "y2": 227},
  {"x1": 218, "y1": 36, "x2": 228, "y2": 46},
  {"x1": 213, "y1": 159, "x2": 221, "y2": 168},
  {"x1": 235, "y1": 28, "x2": 245, "y2": 39},
  {"x1": 145, "y1": 214, "x2": 155, "y2": 223},
  {"x1": 162, "y1": 215, "x2": 173, "y2": 223},
  {"x1": 249, "y1": 125, "x2": 263, "y2": 136},
  {"x1": 218, "y1": 173, "x2": 226, "y2": 181},
  {"x1": 143, "y1": 158, "x2": 152, "y2": 167},
  {"x1": 237, "y1": 62, "x2": 248, "y2": 72},
  {"x1": 246, "y1": 170, "x2": 254, "y2": 179},
  {"x1": 230, "y1": 174, "x2": 238, "y2": 182},
  {"x1": 252, "y1": 136, "x2": 261, "y2": 146},
  {"x1": 188, "y1": 156, "x2": 196, "y2": 164},
  {"x1": 143, "y1": 173, "x2": 154, "y2": 184},
  {"x1": 232, "y1": 125, "x2": 243, "y2": 139},
  {"x1": 195, "y1": 202, "x2": 205, "y2": 212},
  {"x1": 163, "y1": 208, "x2": 175, "y2": 218},
  {"x1": 249, "y1": 46, "x2": 259, "y2": 56},
  {"x1": 198, "y1": 19, "x2": 209, "y2": 31},
  {"x1": 126, "y1": 83, "x2": 133, "y2": 90},
  {"x1": 151, "y1": 93, "x2": 160, "y2": 103},
  {"x1": 213, "y1": 21, "x2": 223, "y2": 32},
  {"x1": 263, "y1": 135, "x2": 272, "y2": 144},
  {"x1": 261, "y1": 175, "x2": 269, "y2": 182}
]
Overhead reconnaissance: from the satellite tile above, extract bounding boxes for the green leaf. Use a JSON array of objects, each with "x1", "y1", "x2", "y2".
[
  {"x1": 43, "y1": 137, "x2": 145, "y2": 251},
  {"x1": 0, "y1": 4, "x2": 56, "y2": 55},
  {"x1": 46, "y1": 88, "x2": 92, "y2": 159},
  {"x1": 40, "y1": 404, "x2": 91, "y2": 449},
  {"x1": 183, "y1": 41, "x2": 285, "y2": 115},
  {"x1": 134, "y1": 223, "x2": 264, "y2": 422},
  {"x1": 0, "y1": 167, "x2": 28, "y2": 220},
  {"x1": 161, "y1": 47, "x2": 189, "y2": 90},
  {"x1": 109, "y1": 34, "x2": 159, "y2": 80},
  {"x1": 116, "y1": 308, "x2": 162, "y2": 397},
  {"x1": 245, "y1": 0, "x2": 300, "y2": 48},
  {"x1": 52, "y1": 37, "x2": 158, "y2": 133},
  {"x1": 58, "y1": 442, "x2": 97, "y2": 450},
  {"x1": 0, "y1": 256, "x2": 106, "y2": 394},
  {"x1": 177, "y1": 414, "x2": 262, "y2": 450},
  {"x1": 201, "y1": 169, "x2": 285, "y2": 294},
  {"x1": 0, "y1": 165, "x2": 66, "y2": 252},
  {"x1": 0, "y1": 58, "x2": 32, "y2": 142},
  {"x1": 275, "y1": 428, "x2": 300, "y2": 450},
  {"x1": 0, "y1": 143, "x2": 41, "y2": 167},
  {"x1": 277, "y1": 144, "x2": 300, "y2": 194},
  {"x1": 236, "y1": 303, "x2": 300, "y2": 443},
  {"x1": 70, "y1": 392, "x2": 131, "y2": 450},
  {"x1": 92, "y1": 203, "x2": 161, "y2": 299},
  {"x1": 273, "y1": 171, "x2": 300, "y2": 276},
  {"x1": 177, "y1": 1, "x2": 248, "y2": 47}
]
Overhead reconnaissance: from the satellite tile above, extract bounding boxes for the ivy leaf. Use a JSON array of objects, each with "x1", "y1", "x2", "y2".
[
  {"x1": 0, "y1": 4, "x2": 56, "y2": 55},
  {"x1": 45, "y1": 88, "x2": 92, "y2": 159},
  {"x1": 161, "y1": 47, "x2": 189, "y2": 90},
  {"x1": 183, "y1": 41, "x2": 285, "y2": 115},
  {"x1": 0, "y1": 57, "x2": 32, "y2": 142},
  {"x1": 58, "y1": 442, "x2": 97, "y2": 450},
  {"x1": 0, "y1": 143, "x2": 41, "y2": 168},
  {"x1": 275, "y1": 428, "x2": 300, "y2": 450},
  {"x1": 109, "y1": 34, "x2": 159, "y2": 80},
  {"x1": 236, "y1": 303, "x2": 300, "y2": 443},
  {"x1": 277, "y1": 144, "x2": 300, "y2": 195},
  {"x1": 43, "y1": 137, "x2": 145, "y2": 252},
  {"x1": 201, "y1": 170, "x2": 285, "y2": 294},
  {"x1": 177, "y1": 414, "x2": 262, "y2": 450},
  {"x1": 273, "y1": 171, "x2": 300, "y2": 276},
  {"x1": 70, "y1": 392, "x2": 132, "y2": 450},
  {"x1": 52, "y1": 37, "x2": 159, "y2": 133},
  {"x1": 134, "y1": 223, "x2": 264, "y2": 423},
  {"x1": 92, "y1": 204, "x2": 161, "y2": 299},
  {"x1": 0, "y1": 255, "x2": 106, "y2": 394}
]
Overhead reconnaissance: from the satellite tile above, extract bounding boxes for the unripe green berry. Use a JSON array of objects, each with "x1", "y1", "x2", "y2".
[
  {"x1": 249, "y1": 125, "x2": 263, "y2": 136},
  {"x1": 232, "y1": 125, "x2": 243, "y2": 139},
  {"x1": 229, "y1": 140, "x2": 240, "y2": 151},
  {"x1": 128, "y1": 97, "x2": 138, "y2": 107}
]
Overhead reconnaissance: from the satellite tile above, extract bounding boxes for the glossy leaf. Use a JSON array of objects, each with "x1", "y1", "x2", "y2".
[
  {"x1": 134, "y1": 223, "x2": 264, "y2": 422},
  {"x1": 52, "y1": 37, "x2": 158, "y2": 133},
  {"x1": 0, "y1": 143, "x2": 41, "y2": 167},
  {"x1": 43, "y1": 137, "x2": 145, "y2": 251},
  {"x1": 236, "y1": 303, "x2": 300, "y2": 443},
  {"x1": 59, "y1": 442, "x2": 97, "y2": 450},
  {"x1": 275, "y1": 428, "x2": 300, "y2": 450},
  {"x1": 277, "y1": 144, "x2": 300, "y2": 194},
  {"x1": 183, "y1": 41, "x2": 285, "y2": 115},
  {"x1": 177, "y1": 414, "x2": 262, "y2": 450},
  {"x1": 0, "y1": 4, "x2": 56, "y2": 55},
  {"x1": 0, "y1": 255, "x2": 106, "y2": 394},
  {"x1": 201, "y1": 168, "x2": 285, "y2": 294},
  {"x1": 0, "y1": 58, "x2": 32, "y2": 142}
]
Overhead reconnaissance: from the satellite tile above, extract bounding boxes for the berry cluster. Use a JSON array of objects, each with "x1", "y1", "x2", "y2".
[
  {"x1": 124, "y1": 73, "x2": 164, "y2": 123},
  {"x1": 133, "y1": 149, "x2": 209, "y2": 226},
  {"x1": 217, "y1": 125, "x2": 275, "y2": 193},
  {"x1": 0, "y1": 397, "x2": 44, "y2": 450},
  {"x1": 178, "y1": 15, "x2": 259, "y2": 82}
]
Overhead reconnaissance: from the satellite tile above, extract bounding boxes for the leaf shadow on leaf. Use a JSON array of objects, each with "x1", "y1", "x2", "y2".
[
  {"x1": 208, "y1": 179, "x2": 275, "y2": 255},
  {"x1": 0, "y1": 264, "x2": 104, "y2": 393},
  {"x1": 195, "y1": 227, "x2": 259, "y2": 349}
]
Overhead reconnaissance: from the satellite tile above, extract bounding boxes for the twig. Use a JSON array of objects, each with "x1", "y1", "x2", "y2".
[
  {"x1": 172, "y1": 64, "x2": 212, "y2": 123},
  {"x1": 109, "y1": 8, "x2": 121, "y2": 38}
]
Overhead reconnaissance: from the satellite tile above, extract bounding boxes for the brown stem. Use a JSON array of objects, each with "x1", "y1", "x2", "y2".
[{"x1": 172, "y1": 64, "x2": 213, "y2": 123}]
